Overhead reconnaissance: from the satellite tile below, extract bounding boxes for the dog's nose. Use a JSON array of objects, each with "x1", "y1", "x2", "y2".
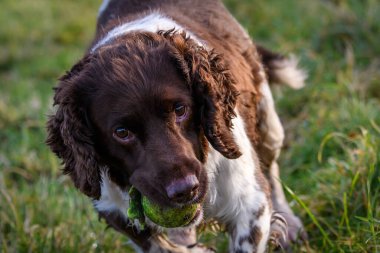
[{"x1": 165, "y1": 175, "x2": 199, "y2": 203}]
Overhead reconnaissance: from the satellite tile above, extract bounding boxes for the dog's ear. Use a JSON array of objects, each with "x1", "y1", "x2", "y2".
[
  {"x1": 165, "y1": 32, "x2": 241, "y2": 159},
  {"x1": 46, "y1": 55, "x2": 101, "y2": 199}
]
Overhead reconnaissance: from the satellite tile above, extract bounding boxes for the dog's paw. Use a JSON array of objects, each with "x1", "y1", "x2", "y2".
[
  {"x1": 269, "y1": 212, "x2": 288, "y2": 249},
  {"x1": 283, "y1": 212, "x2": 307, "y2": 244},
  {"x1": 187, "y1": 243, "x2": 216, "y2": 253},
  {"x1": 270, "y1": 212, "x2": 307, "y2": 251}
]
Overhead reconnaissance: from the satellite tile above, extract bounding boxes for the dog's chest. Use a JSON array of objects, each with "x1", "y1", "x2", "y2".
[{"x1": 203, "y1": 113, "x2": 265, "y2": 223}]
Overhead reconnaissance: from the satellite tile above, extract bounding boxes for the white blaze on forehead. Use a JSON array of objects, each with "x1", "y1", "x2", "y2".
[{"x1": 91, "y1": 12, "x2": 205, "y2": 53}]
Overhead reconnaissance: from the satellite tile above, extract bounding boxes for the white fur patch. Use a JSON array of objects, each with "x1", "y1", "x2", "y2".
[
  {"x1": 98, "y1": 0, "x2": 111, "y2": 17},
  {"x1": 234, "y1": 205, "x2": 271, "y2": 253},
  {"x1": 204, "y1": 112, "x2": 271, "y2": 253},
  {"x1": 93, "y1": 169, "x2": 130, "y2": 217},
  {"x1": 272, "y1": 55, "x2": 307, "y2": 89},
  {"x1": 91, "y1": 12, "x2": 205, "y2": 52},
  {"x1": 204, "y1": 112, "x2": 267, "y2": 222},
  {"x1": 259, "y1": 80, "x2": 285, "y2": 152}
]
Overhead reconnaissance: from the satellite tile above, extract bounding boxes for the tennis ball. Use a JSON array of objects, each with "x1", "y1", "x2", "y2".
[
  {"x1": 127, "y1": 187, "x2": 145, "y2": 223},
  {"x1": 141, "y1": 196, "x2": 199, "y2": 228}
]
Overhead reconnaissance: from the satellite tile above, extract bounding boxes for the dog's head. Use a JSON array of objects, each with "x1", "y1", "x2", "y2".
[{"x1": 46, "y1": 31, "x2": 241, "y2": 210}]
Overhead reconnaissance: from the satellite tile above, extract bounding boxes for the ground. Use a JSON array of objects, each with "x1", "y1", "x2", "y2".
[{"x1": 0, "y1": 0, "x2": 379, "y2": 252}]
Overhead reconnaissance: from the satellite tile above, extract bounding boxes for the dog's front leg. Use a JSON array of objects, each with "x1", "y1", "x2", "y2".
[
  {"x1": 99, "y1": 211, "x2": 213, "y2": 253},
  {"x1": 204, "y1": 113, "x2": 273, "y2": 253},
  {"x1": 256, "y1": 80, "x2": 306, "y2": 246},
  {"x1": 227, "y1": 197, "x2": 272, "y2": 253},
  {"x1": 168, "y1": 228, "x2": 216, "y2": 253},
  {"x1": 97, "y1": 211, "x2": 165, "y2": 253},
  {"x1": 168, "y1": 228, "x2": 197, "y2": 247}
]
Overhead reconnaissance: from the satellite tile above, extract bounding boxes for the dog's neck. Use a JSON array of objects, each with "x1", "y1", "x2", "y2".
[{"x1": 91, "y1": 11, "x2": 205, "y2": 53}]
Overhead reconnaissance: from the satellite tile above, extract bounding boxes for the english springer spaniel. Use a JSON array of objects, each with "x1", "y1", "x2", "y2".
[{"x1": 47, "y1": 0, "x2": 307, "y2": 252}]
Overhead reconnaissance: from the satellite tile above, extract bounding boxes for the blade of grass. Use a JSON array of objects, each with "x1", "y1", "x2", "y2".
[
  {"x1": 366, "y1": 164, "x2": 376, "y2": 248},
  {"x1": 318, "y1": 132, "x2": 352, "y2": 163},
  {"x1": 342, "y1": 192, "x2": 353, "y2": 238},
  {"x1": 370, "y1": 119, "x2": 380, "y2": 134},
  {"x1": 349, "y1": 171, "x2": 360, "y2": 197},
  {"x1": 283, "y1": 184, "x2": 335, "y2": 248},
  {"x1": 0, "y1": 189, "x2": 20, "y2": 234}
]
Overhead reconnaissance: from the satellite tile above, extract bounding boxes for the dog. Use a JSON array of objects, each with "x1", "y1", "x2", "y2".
[{"x1": 46, "y1": 0, "x2": 307, "y2": 252}]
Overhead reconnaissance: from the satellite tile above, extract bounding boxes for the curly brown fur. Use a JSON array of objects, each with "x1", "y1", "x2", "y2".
[
  {"x1": 160, "y1": 31, "x2": 241, "y2": 159},
  {"x1": 46, "y1": 55, "x2": 102, "y2": 199}
]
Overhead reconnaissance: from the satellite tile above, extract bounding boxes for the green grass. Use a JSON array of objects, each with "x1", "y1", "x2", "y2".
[{"x1": 0, "y1": 0, "x2": 379, "y2": 252}]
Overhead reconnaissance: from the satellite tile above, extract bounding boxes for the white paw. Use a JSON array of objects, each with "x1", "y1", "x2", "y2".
[{"x1": 187, "y1": 244, "x2": 216, "y2": 253}]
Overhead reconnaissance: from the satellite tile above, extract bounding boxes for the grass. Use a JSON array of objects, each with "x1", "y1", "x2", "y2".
[{"x1": 0, "y1": 0, "x2": 379, "y2": 252}]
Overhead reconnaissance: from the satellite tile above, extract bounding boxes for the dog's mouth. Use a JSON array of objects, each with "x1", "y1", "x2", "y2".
[
  {"x1": 133, "y1": 169, "x2": 208, "y2": 229},
  {"x1": 182, "y1": 172, "x2": 207, "y2": 227},
  {"x1": 184, "y1": 205, "x2": 203, "y2": 228},
  {"x1": 142, "y1": 178, "x2": 207, "y2": 229},
  {"x1": 167, "y1": 181, "x2": 206, "y2": 228},
  {"x1": 170, "y1": 184, "x2": 207, "y2": 209},
  {"x1": 177, "y1": 173, "x2": 209, "y2": 207},
  {"x1": 145, "y1": 204, "x2": 204, "y2": 229}
]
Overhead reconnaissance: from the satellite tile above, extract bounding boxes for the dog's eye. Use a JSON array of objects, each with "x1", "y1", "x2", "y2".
[
  {"x1": 113, "y1": 127, "x2": 133, "y2": 141},
  {"x1": 174, "y1": 103, "x2": 188, "y2": 122}
]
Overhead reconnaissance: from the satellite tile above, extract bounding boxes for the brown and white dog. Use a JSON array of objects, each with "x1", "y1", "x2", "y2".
[{"x1": 47, "y1": 0, "x2": 307, "y2": 252}]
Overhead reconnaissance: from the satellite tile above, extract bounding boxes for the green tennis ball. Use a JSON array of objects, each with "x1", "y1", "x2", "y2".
[
  {"x1": 127, "y1": 187, "x2": 144, "y2": 220},
  {"x1": 127, "y1": 187, "x2": 146, "y2": 229},
  {"x1": 141, "y1": 196, "x2": 199, "y2": 228}
]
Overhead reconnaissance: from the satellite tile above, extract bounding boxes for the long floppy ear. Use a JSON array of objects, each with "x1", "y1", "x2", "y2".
[
  {"x1": 164, "y1": 32, "x2": 241, "y2": 159},
  {"x1": 46, "y1": 55, "x2": 101, "y2": 199}
]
